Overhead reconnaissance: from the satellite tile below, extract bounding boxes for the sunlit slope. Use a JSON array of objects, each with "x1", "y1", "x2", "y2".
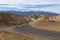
[{"x1": 29, "y1": 14, "x2": 60, "y2": 31}]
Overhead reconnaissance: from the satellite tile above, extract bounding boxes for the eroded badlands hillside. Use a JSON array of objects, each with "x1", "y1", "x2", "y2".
[
  {"x1": 29, "y1": 14, "x2": 60, "y2": 31},
  {"x1": 0, "y1": 12, "x2": 30, "y2": 27}
]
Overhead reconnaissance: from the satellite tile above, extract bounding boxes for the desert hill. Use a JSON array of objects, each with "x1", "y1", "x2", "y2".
[
  {"x1": 29, "y1": 14, "x2": 60, "y2": 31},
  {"x1": 0, "y1": 12, "x2": 60, "y2": 31},
  {"x1": 0, "y1": 12, "x2": 31, "y2": 27}
]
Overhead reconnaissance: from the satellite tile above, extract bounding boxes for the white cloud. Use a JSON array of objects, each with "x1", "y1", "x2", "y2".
[
  {"x1": 0, "y1": 0, "x2": 60, "y2": 14},
  {"x1": 21, "y1": 0, "x2": 60, "y2": 4},
  {"x1": 0, "y1": 0, "x2": 60, "y2": 4},
  {"x1": 0, "y1": 0, "x2": 21, "y2": 4}
]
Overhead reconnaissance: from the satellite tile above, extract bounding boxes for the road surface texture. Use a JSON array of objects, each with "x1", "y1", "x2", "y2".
[
  {"x1": 15, "y1": 23, "x2": 60, "y2": 40},
  {"x1": 0, "y1": 23, "x2": 60, "y2": 40}
]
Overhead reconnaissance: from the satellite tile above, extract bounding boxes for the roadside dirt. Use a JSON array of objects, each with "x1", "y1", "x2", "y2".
[{"x1": 0, "y1": 31, "x2": 34, "y2": 40}]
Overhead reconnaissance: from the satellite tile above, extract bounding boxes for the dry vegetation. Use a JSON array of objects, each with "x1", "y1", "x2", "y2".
[{"x1": 0, "y1": 31, "x2": 34, "y2": 40}]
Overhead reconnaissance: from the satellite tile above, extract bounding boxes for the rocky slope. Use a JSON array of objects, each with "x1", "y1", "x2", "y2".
[{"x1": 0, "y1": 12, "x2": 30, "y2": 27}]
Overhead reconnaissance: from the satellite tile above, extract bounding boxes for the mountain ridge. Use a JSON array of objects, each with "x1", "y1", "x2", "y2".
[{"x1": 0, "y1": 11, "x2": 59, "y2": 16}]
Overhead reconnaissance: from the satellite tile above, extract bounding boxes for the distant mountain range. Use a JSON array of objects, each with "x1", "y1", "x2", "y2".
[{"x1": 0, "y1": 11, "x2": 59, "y2": 16}]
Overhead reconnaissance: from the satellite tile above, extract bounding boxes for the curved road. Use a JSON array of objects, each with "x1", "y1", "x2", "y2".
[
  {"x1": 0, "y1": 23, "x2": 60, "y2": 40},
  {"x1": 15, "y1": 24, "x2": 60, "y2": 40}
]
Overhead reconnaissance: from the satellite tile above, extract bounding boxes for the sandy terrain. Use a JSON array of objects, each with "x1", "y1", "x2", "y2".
[
  {"x1": 30, "y1": 20, "x2": 60, "y2": 31},
  {"x1": 0, "y1": 31, "x2": 34, "y2": 40}
]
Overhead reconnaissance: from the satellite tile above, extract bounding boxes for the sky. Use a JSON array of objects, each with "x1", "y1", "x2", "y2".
[
  {"x1": 0, "y1": 0, "x2": 60, "y2": 14},
  {"x1": 0, "y1": 0, "x2": 60, "y2": 4}
]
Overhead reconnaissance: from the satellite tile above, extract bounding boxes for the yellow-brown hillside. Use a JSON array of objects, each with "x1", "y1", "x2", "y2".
[{"x1": 30, "y1": 14, "x2": 60, "y2": 31}]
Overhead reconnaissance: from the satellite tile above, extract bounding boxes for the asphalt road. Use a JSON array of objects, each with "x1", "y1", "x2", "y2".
[
  {"x1": 0, "y1": 23, "x2": 60, "y2": 40},
  {"x1": 15, "y1": 24, "x2": 60, "y2": 40}
]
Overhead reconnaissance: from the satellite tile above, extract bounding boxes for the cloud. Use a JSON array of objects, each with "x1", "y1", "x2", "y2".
[
  {"x1": 0, "y1": 0, "x2": 21, "y2": 4},
  {"x1": 0, "y1": 0, "x2": 60, "y2": 4},
  {"x1": 23, "y1": 4, "x2": 60, "y2": 13},
  {"x1": 0, "y1": 0, "x2": 60, "y2": 14},
  {"x1": 18, "y1": 0, "x2": 60, "y2": 4}
]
